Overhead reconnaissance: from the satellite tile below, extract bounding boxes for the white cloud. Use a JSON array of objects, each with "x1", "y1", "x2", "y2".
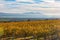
[
  {"x1": 43, "y1": 0, "x2": 54, "y2": 2},
  {"x1": 0, "y1": 4, "x2": 4, "y2": 7},
  {"x1": 16, "y1": 0, "x2": 33, "y2": 2},
  {"x1": 0, "y1": 0, "x2": 60, "y2": 17}
]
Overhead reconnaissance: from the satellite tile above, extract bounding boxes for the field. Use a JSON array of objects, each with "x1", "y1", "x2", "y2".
[{"x1": 0, "y1": 19, "x2": 60, "y2": 40}]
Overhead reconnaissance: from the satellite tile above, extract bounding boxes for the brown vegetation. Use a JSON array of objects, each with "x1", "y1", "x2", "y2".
[{"x1": 0, "y1": 19, "x2": 60, "y2": 40}]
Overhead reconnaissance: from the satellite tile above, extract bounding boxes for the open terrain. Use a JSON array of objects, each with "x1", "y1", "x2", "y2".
[{"x1": 0, "y1": 19, "x2": 60, "y2": 40}]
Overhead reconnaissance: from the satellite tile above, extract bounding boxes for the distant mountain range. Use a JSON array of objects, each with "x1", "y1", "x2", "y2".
[
  {"x1": 0, "y1": 12, "x2": 49, "y2": 18},
  {"x1": 0, "y1": 12, "x2": 59, "y2": 19},
  {"x1": 0, "y1": 12, "x2": 60, "y2": 21}
]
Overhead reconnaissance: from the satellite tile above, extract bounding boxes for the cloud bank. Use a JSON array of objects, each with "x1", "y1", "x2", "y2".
[{"x1": 0, "y1": 0, "x2": 60, "y2": 18}]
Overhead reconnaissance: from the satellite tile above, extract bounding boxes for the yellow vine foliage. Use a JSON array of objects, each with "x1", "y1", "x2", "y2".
[{"x1": 0, "y1": 20, "x2": 58, "y2": 37}]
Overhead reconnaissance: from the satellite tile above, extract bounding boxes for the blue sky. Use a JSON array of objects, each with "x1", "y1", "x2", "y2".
[{"x1": 0, "y1": 0, "x2": 60, "y2": 18}]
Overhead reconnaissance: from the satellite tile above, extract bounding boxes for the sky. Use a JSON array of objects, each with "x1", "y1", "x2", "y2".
[{"x1": 0, "y1": 0, "x2": 60, "y2": 18}]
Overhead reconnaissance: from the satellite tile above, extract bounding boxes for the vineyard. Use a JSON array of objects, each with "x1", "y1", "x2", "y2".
[{"x1": 0, "y1": 19, "x2": 60, "y2": 40}]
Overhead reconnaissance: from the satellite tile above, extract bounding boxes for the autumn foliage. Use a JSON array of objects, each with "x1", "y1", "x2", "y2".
[{"x1": 0, "y1": 20, "x2": 58, "y2": 38}]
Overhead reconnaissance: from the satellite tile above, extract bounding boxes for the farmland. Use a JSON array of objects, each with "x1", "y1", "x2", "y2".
[{"x1": 0, "y1": 19, "x2": 60, "y2": 40}]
